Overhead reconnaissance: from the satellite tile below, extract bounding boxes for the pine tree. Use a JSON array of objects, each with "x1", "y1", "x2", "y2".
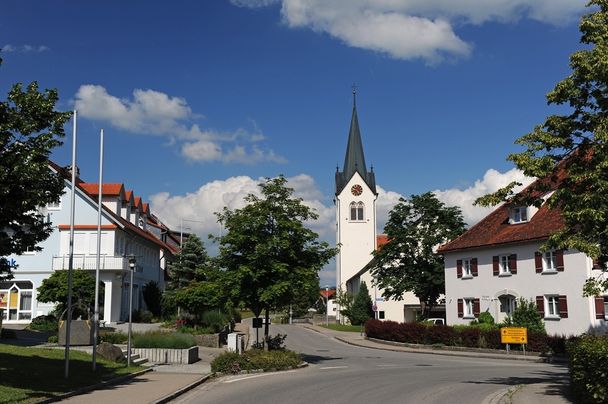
[
  {"x1": 167, "y1": 234, "x2": 210, "y2": 290},
  {"x1": 349, "y1": 282, "x2": 374, "y2": 326}
]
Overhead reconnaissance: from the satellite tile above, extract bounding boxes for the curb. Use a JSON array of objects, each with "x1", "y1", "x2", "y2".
[
  {"x1": 152, "y1": 374, "x2": 212, "y2": 404},
  {"x1": 38, "y1": 367, "x2": 154, "y2": 403}
]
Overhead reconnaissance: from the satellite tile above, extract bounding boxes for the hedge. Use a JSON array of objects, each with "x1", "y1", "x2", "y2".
[
  {"x1": 567, "y1": 334, "x2": 608, "y2": 403},
  {"x1": 364, "y1": 319, "x2": 569, "y2": 354},
  {"x1": 211, "y1": 349, "x2": 302, "y2": 373}
]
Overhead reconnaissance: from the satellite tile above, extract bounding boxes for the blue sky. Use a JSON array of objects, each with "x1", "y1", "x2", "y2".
[{"x1": 1, "y1": 0, "x2": 588, "y2": 285}]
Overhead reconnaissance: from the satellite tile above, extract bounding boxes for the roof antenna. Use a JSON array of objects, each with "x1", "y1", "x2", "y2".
[{"x1": 352, "y1": 83, "x2": 357, "y2": 107}]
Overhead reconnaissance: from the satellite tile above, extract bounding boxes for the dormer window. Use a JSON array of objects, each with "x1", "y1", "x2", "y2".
[{"x1": 511, "y1": 207, "x2": 528, "y2": 223}]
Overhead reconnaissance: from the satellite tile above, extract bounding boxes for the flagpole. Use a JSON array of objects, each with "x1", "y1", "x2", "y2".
[
  {"x1": 92, "y1": 128, "x2": 104, "y2": 371},
  {"x1": 65, "y1": 110, "x2": 77, "y2": 379}
]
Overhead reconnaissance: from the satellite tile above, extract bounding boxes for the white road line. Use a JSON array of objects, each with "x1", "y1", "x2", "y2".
[
  {"x1": 319, "y1": 366, "x2": 349, "y2": 370},
  {"x1": 376, "y1": 364, "x2": 399, "y2": 367},
  {"x1": 223, "y1": 370, "x2": 296, "y2": 384}
]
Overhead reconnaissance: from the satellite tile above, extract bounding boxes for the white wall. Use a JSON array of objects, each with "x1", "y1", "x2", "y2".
[{"x1": 444, "y1": 242, "x2": 605, "y2": 335}]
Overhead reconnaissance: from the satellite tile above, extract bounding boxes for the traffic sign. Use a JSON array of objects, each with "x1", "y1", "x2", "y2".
[
  {"x1": 372, "y1": 304, "x2": 378, "y2": 312},
  {"x1": 500, "y1": 327, "x2": 527, "y2": 344}
]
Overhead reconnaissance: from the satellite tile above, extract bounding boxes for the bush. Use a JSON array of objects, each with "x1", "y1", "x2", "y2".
[
  {"x1": 100, "y1": 332, "x2": 128, "y2": 344},
  {"x1": 133, "y1": 331, "x2": 196, "y2": 349},
  {"x1": 266, "y1": 333, "x2": 287, "y2": 350},
  {"x1": 477, "y1": 312, "x2": 495, "y2": 325},
  {"x1": 132, "y1": 310, "x2": 154, "y2": 323},
  {"x1": 47, "y1": 335, "x2": 58, "y2": 343},
  {"x1": 142, "y1": 281, "x2": 162, "y2": 317},
  {"x1": 424, "y1": 325, "x2": 458, "y2": 346},
  {"x1": 28, "y1": 314, "x2": 58, "y2": 332},
  {"x1": 509, "y1": 298, "x2": 546, "y2": 334},
  {"x1": 349, "y1": 282, "x2": 374, "y2": 325},
  {"x1": 211, "y1": 349, "x2": 301, "y2": 373},
  {"x1": 568, "y1": 334, "x2": 608, "y2": 403},
  {"x1": 201, "y1": 310, "x2": 227, "y2": 333}
]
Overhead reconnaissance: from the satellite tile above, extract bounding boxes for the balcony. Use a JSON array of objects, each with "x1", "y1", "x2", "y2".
[{"x1": 52, "y1": 255, "x2": 131, "y2": 272}]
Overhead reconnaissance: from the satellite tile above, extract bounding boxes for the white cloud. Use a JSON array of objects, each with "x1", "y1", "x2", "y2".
[
  {"x1": 433, "y1": 167, "x2": 534, "y2": 225},
  {"x1": 231, "y1": 0, "x2": 585, "y2": 64},
  {"x1": 2, "y1": 44, "x2": 49, "y2": 53},
  {"x1": 74, "y1": 85, "x2": 285, "y2": 164}
]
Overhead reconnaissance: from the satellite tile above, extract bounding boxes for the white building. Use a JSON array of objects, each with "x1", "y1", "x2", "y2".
[
  {"x1": 1, "y1": 162, "x2": 177, "y2": 324},
  {"x1": 335, "y1": 95, "x2": 421, "y2": 323},
  {"x1": 439, "y1": 177, "x2": 607, "y2": 336}
]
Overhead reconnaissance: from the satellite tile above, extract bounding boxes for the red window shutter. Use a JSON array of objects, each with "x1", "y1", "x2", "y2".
[
  {"x1": 473, "y1": 299, "x2": 480, "y2": 317},
  {"x1": 457, "y1": 299, "x2": 463, "y2": 318},
  {"x1": 509, "y1": 254, "x2": 517, "y2": 274},
  {"x1": 471, "y1": 258, "x2": 478, "y2": 277},
  {"x1": 493, "y1": 256, "x2": 499, "y2": 276},
  {"x1": 556, "y1": 250, "x2": 564, "y2": 271},
  {"x1": 457, "y1": 259, "x2": 462, "y2": 278},
  {"x1": 535, "y1": 251, "x2": 543, "y2": 273},
  {"x1": 559, "y1": 295, "x2": 568, "y2": 318},
  {"x1": 595, "y1": 297, "x2": 605, "y2": 320},
  {"x1": 536, "y1": 296, "x2": 545, "y2": 317}
]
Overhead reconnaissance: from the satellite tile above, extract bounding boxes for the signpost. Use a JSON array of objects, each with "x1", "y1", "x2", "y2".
[{"x1": 500, "y1": 327, "x2": 528, "y2": 355}]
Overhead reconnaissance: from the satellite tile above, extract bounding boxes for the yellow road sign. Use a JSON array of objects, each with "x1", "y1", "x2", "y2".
[{"x1": 500, "y1": 327, "x2": 527, "y2": 344}]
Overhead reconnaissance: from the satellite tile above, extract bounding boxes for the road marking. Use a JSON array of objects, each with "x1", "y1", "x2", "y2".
[
  {"x1": 319, "y1": 366, "x2": 349, "y2": 370},
  {"x1": 376, "y1": 364, "x2": 399, "y2": 367},
  {"x1": 223, "y1": 370, "x2": 296, "y2": 384}
]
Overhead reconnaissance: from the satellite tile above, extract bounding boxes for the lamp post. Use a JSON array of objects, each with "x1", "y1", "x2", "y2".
[
  {"x1": 325, "y1": 286, "x2": 329, "y2": 326},
  {"x1": 127, "y1": 256, "x2": 136, "y2": 367}
]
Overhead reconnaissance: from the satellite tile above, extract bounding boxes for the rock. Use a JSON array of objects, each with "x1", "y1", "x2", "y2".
[{"x1": 96, "y1": 342, "x2": 126, "y2": 362}]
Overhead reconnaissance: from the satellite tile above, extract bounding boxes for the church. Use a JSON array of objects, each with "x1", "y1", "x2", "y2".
[{"x1": 334, "y1": 92, "x2": 422, "y2": 324}]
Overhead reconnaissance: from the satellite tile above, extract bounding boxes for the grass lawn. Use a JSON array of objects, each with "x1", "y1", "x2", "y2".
[
  {"x1": 320, "y1": 323, "x2": 364, "y2": 332},
  {"x1": 0, "y1": 343, "x2": 141, "y2": 403}
]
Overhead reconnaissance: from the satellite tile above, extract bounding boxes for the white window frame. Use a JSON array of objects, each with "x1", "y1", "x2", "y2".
[
  {"x1": 46, "y1": 200, "x2": 61, "y2": 211},
  {"x1": 499, "y1": 255, "x2": 511, "y2": 275},
  {"x1": 511, "y1": 207, "x2": 528, "y2": 223},
  {"x1": 545, "y1": 295, "x2": 559, "y2": 318},
  {"x1": 543, "y1": 250, "x2": 557, "y2": 272},
  {"x1": 23, "y1": 245, "x2": 36, "y2": 255},
  {"x1": 604, "y1": 297, "x2": 608, "y2": 321},
  {"x1": 463, "y1": 298, "x2": 475, "y2": 319},
  {"x1": 349, "y1": 201, "x2": 365, "y2": 222},
  {"x1": 462, "y1": 258, "x2": 473, "y2": 278}
]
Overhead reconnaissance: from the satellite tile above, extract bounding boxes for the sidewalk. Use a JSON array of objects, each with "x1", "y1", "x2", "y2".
[{"x1": 301, "y1": 324, "x2": 572, "y2": 404}]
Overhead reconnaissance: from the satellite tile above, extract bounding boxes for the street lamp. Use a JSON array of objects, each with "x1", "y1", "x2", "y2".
[
  {"x1": 325, "y1": 285, "x2": 329, "y2": 326},
  {"x1": 127, "y1": 256, "x2": 136, "y2": 367}
]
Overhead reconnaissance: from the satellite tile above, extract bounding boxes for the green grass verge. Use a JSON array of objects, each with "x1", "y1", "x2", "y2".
[
  {"x1": 0, "y1": 343, "x2": 141, "y2": 403},
  {"x1": 320, "y1": 323, "x2": 363, "y2": 332}
]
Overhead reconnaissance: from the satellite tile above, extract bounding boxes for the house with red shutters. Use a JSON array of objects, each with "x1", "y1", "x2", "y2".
[{"x1": 438, "y1": 177, "x2": 607, "y2": 336}]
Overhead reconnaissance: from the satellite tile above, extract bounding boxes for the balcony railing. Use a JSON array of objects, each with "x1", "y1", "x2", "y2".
[{"x1": 52, "y1": 255, "x2": 129, "y2": 271}]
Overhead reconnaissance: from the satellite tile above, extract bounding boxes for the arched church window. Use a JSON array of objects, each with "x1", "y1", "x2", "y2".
[{"x1": 350, "y1": 202, "x2": 365, "y2": 221}]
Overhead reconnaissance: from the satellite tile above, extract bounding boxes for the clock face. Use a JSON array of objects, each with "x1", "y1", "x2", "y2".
[{"x1": 351, "y1": 184, "x2": 363, "y2": 196}]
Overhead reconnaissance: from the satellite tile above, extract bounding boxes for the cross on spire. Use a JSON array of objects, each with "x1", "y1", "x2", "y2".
[{"x1": 352, "y1": 83, "x2": 358, "y2": 106}]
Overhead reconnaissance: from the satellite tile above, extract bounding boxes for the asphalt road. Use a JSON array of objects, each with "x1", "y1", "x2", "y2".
[{"x1": 173, "y1": 324, "x2": 569, "y2": 404}]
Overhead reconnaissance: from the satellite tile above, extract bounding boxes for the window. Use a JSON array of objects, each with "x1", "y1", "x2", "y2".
[
  {"x1": 0, "y1": 280, "x2": 33, "y2": 321},
  {"x1": 511, "y1": 207, "x2": 528, "y2": 223},
  {"x1": 543, "y1": 250, "x2": 557, "y2": 271},
  {"x1": 349, "y1": 202, "x2": 364, "y2": 221},
  {"x1": 464, "y1": 298, "x2": 474, "y2": 318},
  {"x1": 499, "y1": 255, "x2": 510, "y2": 274},
  {"x1": 462, "y1": 259, "x2": 472, "y2": 277},
  {"x1": 378, "y1": 311, "x2": 385, "y2": 319},
  {"x1": 46, "y1": 200, "x2": 61, "y2": 210},
  {"x1": 546, "y1": 296, "x2": 559, "y2": 317}
]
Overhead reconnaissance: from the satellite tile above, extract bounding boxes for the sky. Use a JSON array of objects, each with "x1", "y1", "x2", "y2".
[{"x1": 1, "y1": 0, "x2": 589, "y2": 286}]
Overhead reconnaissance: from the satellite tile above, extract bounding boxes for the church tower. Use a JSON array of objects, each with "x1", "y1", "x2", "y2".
[{"x1": 335, "y1": 91, "x2": 378, "y2": 298}]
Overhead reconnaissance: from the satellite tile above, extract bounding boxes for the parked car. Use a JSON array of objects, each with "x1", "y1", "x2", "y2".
[{"x1": 426, "y1": 318, "x2": 445, "y2": 325}]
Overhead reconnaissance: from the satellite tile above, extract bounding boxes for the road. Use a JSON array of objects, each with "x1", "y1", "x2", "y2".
[{"x1": 173, "y1": 323, "x2": 569, "y2": 404}]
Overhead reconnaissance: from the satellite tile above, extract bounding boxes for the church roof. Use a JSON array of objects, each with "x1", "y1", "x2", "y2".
[{"x1": 335, "y1": 97, "x2": 377, "y2": 195}]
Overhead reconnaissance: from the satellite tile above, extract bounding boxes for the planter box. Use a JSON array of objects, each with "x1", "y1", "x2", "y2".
[
  {"x1": 133, "y1": 346, "x2": 198, "y2": 364},
  {"x1": 194, "y1": 333, "x2": 220, "y2": 348}
]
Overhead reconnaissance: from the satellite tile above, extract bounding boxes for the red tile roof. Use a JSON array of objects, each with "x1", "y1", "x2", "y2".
[
  {"x1": 124, "y1": 190, "x2": 133, "y2": 202},
  {"x1": 377, "y1": 234, "x2": 389, "y2": 250},
  {"x1": 80, "y1": 183, "x2": 124, "y2": 197}
]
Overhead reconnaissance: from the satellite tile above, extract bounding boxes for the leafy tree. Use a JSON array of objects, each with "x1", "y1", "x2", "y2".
[
  {"x1": 215, "y1": 175, "x2": 337, "y2": 341},
  {"x1": 502, "y1": 298, "x2": 546, "y2": 334},
  {"x1": 0, "y1": 60, "x2": 72, "y2": 280},
  {"x1": 348, "y1": 282, "x2": 374, "y2": 326},
  {"x1": 334, "y1": 286, "x2": 355, "y2": 321},
  {"x1": 474, "y1": 1, "x2": 608, "y2": 296},
  {"x1": 142, "y1": 280, "x2": 162, "y2": 317},
  {"x1": 37, "y1": 270, "x2": 100, "y2": 319},
  {"x1": 371, "y1": 192, "x2": 466, "y2": 318},
  {"x1": 167, "y1": 234, "x2": 210, "y2": 290}
]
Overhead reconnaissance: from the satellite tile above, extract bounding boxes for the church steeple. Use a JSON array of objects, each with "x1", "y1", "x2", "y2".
[{"x1": 335, "y1": 89, "x2": 376, "y2": 196}]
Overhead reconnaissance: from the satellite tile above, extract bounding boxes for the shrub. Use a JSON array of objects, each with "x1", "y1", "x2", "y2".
[
  {"x1": 424, "y1": 325, "x2": 457, "y2": 346},
  {"x1": 28, "y1": 314, "x2": 58, "y2": 333},
  {"x1": 568, "y1": 334, "x2": 608, "y2": 403},
  {"x1": 133, "y1": 331, "x2": 196, "y2": 349},
  {"x1": 211, "y1": 349, "x2": 301, "y2": 373},
  {"x1": 201, "y1": 310, "x2": 227, "y2": 333},
  {"x1": 349, "y1": 282, "x2": 374, "y2": 326},
  {"x1": 100, "y1": 332, "x2": 128, "y2": 344},
  {"x1": 142, "y1": 281, "x2": 162, "y2": 317},
  {"x1": 479, "y1": 329, "x2": 501, "y2": 349},
  {"x1": 477, "y1": 312, "x2": 495, "y2": 325},
  {"x1": 266, "y1": 333, "x2": 287, "y2": 350},
  {"x1": 458, "y1": 327, "x2": 481, "y2": 348},
  {"x1": 47, "y1": 335, "x2": 58, "y2": 343},
  {"x1": 132, "y1": 310, "x2": 154, "y2": 323},
  {"x1": 510, "y1": 298, "x2": 546, "y2": 334}
]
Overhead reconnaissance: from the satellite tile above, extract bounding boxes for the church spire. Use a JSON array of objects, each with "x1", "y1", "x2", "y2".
[{"x1": 335, "y1": 89, "x2": 377, "y2": 196}]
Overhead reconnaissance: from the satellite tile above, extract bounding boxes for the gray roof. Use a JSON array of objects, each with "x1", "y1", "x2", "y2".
[{"x1": 335, "y1": 102, "x2": 377, "y2": 195}]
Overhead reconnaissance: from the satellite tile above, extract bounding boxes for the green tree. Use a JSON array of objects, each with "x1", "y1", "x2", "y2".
[
  {"x1": 215, "y1": 175, "x2": 337, "y2": 340},
  {"x1": 142, "y1": 280, "x2": 162, "y2": 317},
  {"x1": 504, "y1": 298, "x2": 546, "y2": 334},
  {"x1": 167, "y1": 234, "x2": 210, "y2": 290},
  {"x1": 0, "y1": 62, "x2": 72, "y2": 280},
  {"x1": 334, "y1": 286, "x2": 355, "y2": 321},
  {"x1": 349, "y1": 282, "x2": 374, "y2": 326},
  {"x1": 37, "y1": 270, "x2": 99, "y2": 319},
  {"x1": 371, "y1": 192, "x2": 466, "y2": 318},
  {"x1": 474, "y1": 1, "x2": 608, "y2": 296}
]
